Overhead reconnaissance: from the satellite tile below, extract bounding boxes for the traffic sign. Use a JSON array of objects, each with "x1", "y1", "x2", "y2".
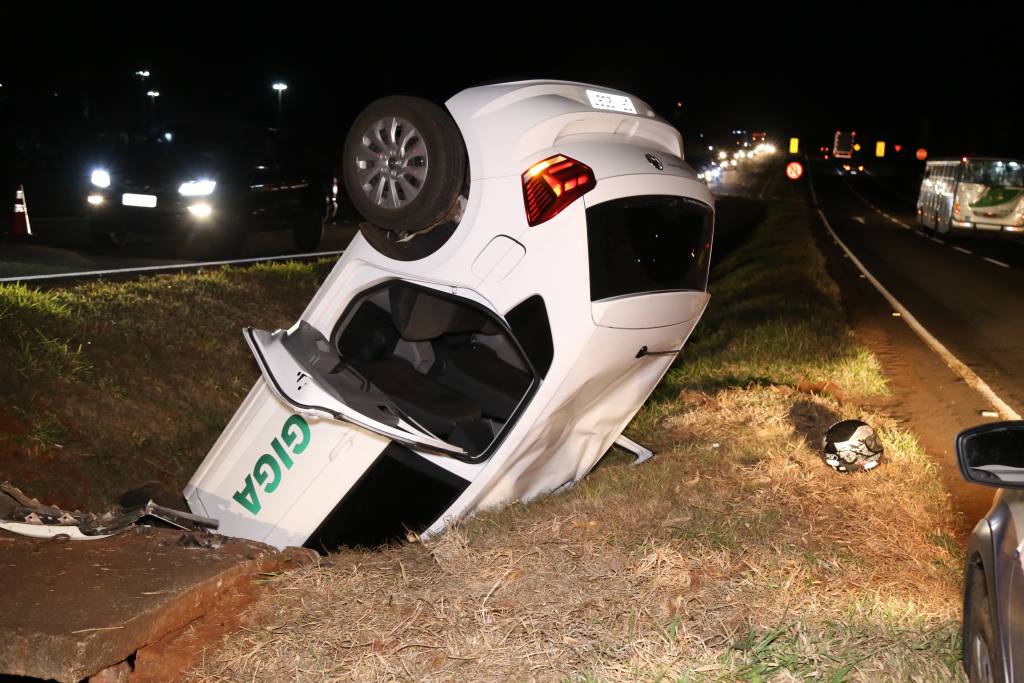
[
  {"x1": 785, "y1": 161, "x2": 804, "y2": 180},
  {"x1": 875, "y1": 141, "x2": 886, "y2": 157},
  {"x1": 916, "y1": 148, "x2": 928, "y2": 161},
  {"x1": 853, "y1": 143, "x2": 861, "y2": 152},
  {"x1": 894, "y1": 144, "x2": 902, "y2": 152},
  {"x1": 789, "y1": 137, "x2": 800, "y2": 154}
]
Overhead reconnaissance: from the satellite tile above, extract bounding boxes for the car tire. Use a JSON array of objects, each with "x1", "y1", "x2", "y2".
[
  {"x1": 90, "y1": 218, "x2": 128, "y2": 248},
  {"x1": 965, "y1": 563, "x2": 1003, "y2": 683},
  {"x1": 293, "y1": 211, "x2": 325, "y2": 252},
  {"x1": 342, "y1": 95, "x2": 467, "y2": 235},
  {"x1": 208, "y1": 217, "x2": 247, "y2": 259},
  {"x1": 118, "y1": 480, "x2": 188, "y2": 510}
]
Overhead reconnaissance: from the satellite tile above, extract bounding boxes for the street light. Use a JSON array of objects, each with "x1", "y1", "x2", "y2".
[
  {"x1": 272, "y1": 82, "x2": 288, "y2": 128},
  {"x1": 146, "y1": 90, "x2": 160, "y2": 122}
]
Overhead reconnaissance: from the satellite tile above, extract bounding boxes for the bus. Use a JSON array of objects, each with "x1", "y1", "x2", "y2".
[{"x1": 916, "y1": 158, "x2": 1024, "y2": 235}]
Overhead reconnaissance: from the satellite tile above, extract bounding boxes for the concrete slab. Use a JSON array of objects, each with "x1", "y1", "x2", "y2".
[{"x1": 0, "y1": 525, "x2": 316, "y2": 682}]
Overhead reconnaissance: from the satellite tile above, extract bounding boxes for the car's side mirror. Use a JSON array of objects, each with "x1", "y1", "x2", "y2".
[{"x1": 956, "y1": 421, "x2": 1024, "y2": 488}]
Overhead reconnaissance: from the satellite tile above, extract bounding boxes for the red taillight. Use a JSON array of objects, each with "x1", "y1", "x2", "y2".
[{"x1": 521, "y1": 154, "x2": 596, "y2": 226}]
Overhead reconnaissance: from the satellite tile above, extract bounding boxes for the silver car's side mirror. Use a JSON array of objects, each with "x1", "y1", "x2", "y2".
[{"x1": 956, "y1": 421, "x2": 1024, "y2": 488}]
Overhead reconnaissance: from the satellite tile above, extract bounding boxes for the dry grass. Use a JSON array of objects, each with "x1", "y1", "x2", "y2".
[
  {"x1": 188, "y1": 388, "x2": 963, "y2": 681},
  {"x1": 662, "y1": 202, "x2": 889, "y2": 397},
  {"x1": 188, "y1": 203, "x2": 964, "y2": 681}
]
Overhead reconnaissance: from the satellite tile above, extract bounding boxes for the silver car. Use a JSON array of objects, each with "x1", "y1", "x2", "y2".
[{"x1": 960, "y1": 420, "x2": 1024, "y2": 682}]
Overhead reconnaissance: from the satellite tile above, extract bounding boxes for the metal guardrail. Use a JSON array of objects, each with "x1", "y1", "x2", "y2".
[{"x1": 0, "y1": 249, "x2": 345, "y2": 285}]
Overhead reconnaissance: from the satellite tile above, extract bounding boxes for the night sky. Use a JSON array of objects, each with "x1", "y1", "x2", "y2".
[{"x1": 3, "y1": 7, "x2": 1021, "y2": 158}]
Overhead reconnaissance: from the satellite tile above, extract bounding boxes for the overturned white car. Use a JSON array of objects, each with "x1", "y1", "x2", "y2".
[{"x1": 185, "y1": 80, "x2": 714, "y2": 551}]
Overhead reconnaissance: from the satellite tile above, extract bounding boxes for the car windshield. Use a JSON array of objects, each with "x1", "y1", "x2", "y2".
[
  {"x1": 962, "y1": 160, "x2": 1024, "y2": 187},
  {"x1": 96, "y1": 126, "x2": 276, "y2": 168}
]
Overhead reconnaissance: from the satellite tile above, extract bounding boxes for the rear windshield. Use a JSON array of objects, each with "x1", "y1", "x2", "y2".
[{"x1": 586, "y1": 195, "x2": 713, "y2": 301}]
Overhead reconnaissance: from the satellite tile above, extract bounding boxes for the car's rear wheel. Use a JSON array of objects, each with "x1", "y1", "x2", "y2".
[
  {"x1": 965, "y1": 563, "x2": 1003, "y2": 683},
  {"x1": 90, "y1": 217, "x2": 128, "y2": 248},
  {"x1": 207, "y1": 217, "x2": 247, "y2": 259},
  {"x1": 342, "y1": 96, "x2": 466, "y2": 235},
  {"x1": 293, "y1": 211, "x2": 325, "y2": 252},
  {"x1": 118, "y1": 480, "x2": 188, "y2": 510}
]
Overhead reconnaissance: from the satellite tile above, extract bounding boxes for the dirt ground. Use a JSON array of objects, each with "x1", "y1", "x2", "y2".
[{"x1": 0, "y1": 261, "x2": 334, "y2": 511}]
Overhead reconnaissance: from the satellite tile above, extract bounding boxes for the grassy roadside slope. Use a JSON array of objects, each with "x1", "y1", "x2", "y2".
[
  {"x1": 0, "y1": 261, "x2": 333, "y2": 508},
  {"x1": 190, "y1": 203, "x2": 966, "y2": 681}
]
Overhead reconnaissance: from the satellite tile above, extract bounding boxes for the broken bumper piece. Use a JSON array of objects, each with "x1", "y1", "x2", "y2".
[{"x1": 0, "y1": 482, "x2": 218, "y2": 540}]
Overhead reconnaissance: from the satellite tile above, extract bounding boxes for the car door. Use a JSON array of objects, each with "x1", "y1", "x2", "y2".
[
  {"x1": 1003, "y1": 490, "x2": 1024, "y2": 679},
  {"x1": 246, "y1": 133, "x2": 311, "y2": 228},
  {"x1": 246, "y1": 322, "x2": 467, "y2": 457}
]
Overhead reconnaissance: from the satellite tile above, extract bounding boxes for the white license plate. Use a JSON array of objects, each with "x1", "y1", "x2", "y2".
[
  {"x1": 585, "y1": 89, "x2": 637, "y2": 114},
  {"x1": 122, "y1": 193, "x2": 157, "y2": 208}
]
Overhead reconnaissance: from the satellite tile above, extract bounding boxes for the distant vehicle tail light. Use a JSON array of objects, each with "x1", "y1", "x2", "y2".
[{"x1": 522, "y1": 155, "x2": 595, "y2": 226}]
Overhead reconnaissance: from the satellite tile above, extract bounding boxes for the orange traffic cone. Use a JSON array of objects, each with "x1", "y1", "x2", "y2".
[{"x1": 10, "y1": 184, "x2": 32, "y2": 237}]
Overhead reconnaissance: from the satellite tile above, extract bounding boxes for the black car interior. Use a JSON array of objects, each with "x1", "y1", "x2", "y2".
[{"x1": 329, "y1": 284, "x2": 536, "y2": 457}]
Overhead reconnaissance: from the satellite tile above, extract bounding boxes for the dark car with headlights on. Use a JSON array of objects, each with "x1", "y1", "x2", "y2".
[
  {"x1": 86, "y1": 125, "x2": 337, "y2": 254},
  {"x1": 839, "y1": 161, "x2": 865, "y2": 175}
]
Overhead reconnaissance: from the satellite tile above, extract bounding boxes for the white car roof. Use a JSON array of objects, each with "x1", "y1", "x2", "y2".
[{"x1": 446, "y1": 79, "x2": 685, "y2": 181}]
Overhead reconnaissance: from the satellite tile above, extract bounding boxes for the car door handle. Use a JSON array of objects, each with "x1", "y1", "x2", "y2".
[{"x1": 635, "y1": 345, "x2": 683, "y2": 359}]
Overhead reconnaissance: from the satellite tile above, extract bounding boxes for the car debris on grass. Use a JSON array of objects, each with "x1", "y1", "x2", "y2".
[{"x1": 0, "y1": 480, "x2": 218, "y2": 540}]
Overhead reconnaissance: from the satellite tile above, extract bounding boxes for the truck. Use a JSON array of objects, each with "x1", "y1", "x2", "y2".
[{"x1": 833, "y1": 130, "x2": 855, "y2": 159}]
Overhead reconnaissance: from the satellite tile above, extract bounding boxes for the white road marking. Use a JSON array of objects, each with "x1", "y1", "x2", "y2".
[
  {"x1": 852, "y1": 216, "x2": 866, "y2": 224},
  {"x1": 0, "y1": 250, "x2": 345, "y2": 284},
  {"x1": 984, "y1": 257, "x2": 1010, "y2": 268},
  {"x1": 953, "y1": 246, "x2": 973, "y2": 255},
  {"x1": 808, "y1": 170, "x2": 1022, "y2": 421},
  {"x1": 929, "y1": 237, "x2": 945, "y2": 245}
]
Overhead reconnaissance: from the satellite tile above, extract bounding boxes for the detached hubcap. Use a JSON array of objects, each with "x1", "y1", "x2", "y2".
[{"x1": 354, "y1": 116, "x2": 428, "y2": 209}]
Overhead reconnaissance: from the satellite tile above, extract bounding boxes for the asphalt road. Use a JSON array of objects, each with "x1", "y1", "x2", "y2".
[{"x1": 812, "y1": 162, "x2": 1024, "y2": 416}]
